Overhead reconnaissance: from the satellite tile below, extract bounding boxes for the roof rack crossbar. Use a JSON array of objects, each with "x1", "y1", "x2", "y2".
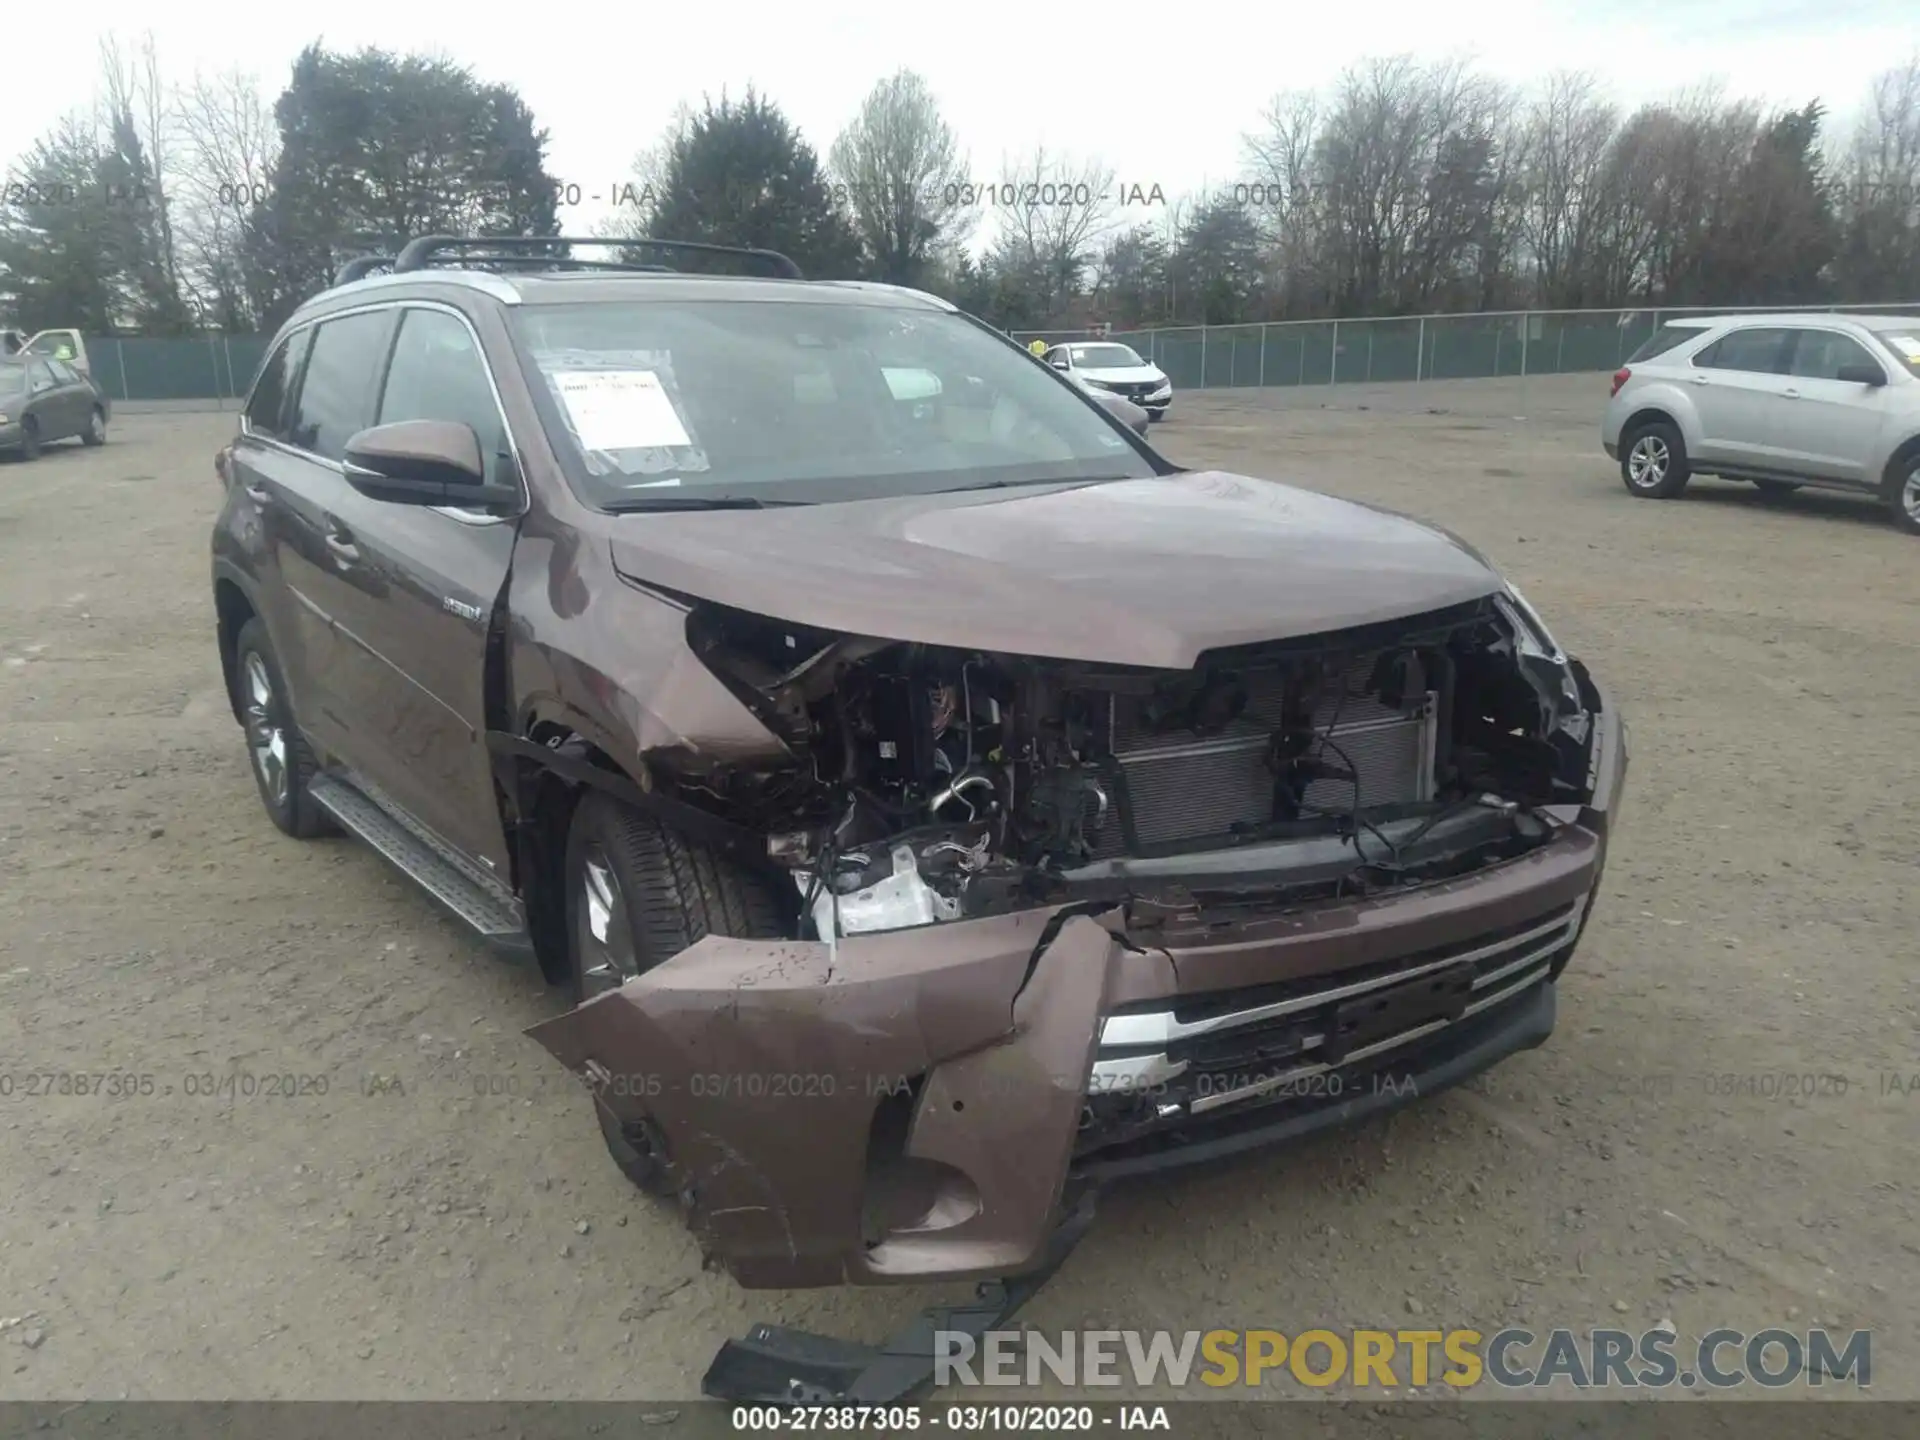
[
  {"x1": 390, "y1": 234, "x2": 803, "y2": 280},
  {"x1": 333, "y1": 255, "x2": 396, "y2": 285}
]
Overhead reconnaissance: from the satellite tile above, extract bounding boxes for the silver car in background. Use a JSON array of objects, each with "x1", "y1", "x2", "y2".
[{"x1": 1601, "y1": 312, "x2": 1920, "y2": 534}]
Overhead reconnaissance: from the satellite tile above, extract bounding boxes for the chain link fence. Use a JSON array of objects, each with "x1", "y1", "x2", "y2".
[
  {"x1": 1013, "y1": 302, "x2": 1920, "y2": 392},
  {"x1": 74, "y1": 302, "x2": 1920, "y2": 403},
  {"x1": 78, "y1": 334, "x2": 273, "y2": 404}
]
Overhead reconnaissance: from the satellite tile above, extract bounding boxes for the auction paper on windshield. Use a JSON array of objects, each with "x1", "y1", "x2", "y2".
[{"x1": 553, "y1": 369, "x2": 694, "y2": 452}]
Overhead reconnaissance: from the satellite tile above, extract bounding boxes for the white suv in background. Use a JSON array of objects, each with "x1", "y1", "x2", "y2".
[
  {"x1": 1043, "y1": 341, "x2": 1174, "y2": 422},
  {"x1": 1601, "y1": 313, "x2": 1920, "y2": 534}
]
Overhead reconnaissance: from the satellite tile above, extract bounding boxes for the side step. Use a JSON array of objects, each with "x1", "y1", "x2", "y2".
[{"x1": 308, "y1": 773, "x2": 532, "y2": 954}]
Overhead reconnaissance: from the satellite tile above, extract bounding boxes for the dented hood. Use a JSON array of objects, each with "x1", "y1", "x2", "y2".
[{"x1": 607, "y1": 471, "x2": 1504, "y2": 668}]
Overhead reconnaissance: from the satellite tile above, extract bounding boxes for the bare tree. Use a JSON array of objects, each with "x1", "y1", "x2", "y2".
[
  {"x1": 98, "y1": 32, "x2": 191, "y2": 328},
  {"x1": 1513, "y1": 72, "x2": 1620, "y2": 305},
  {"x1": 988, "y1": 146, "x2": 1118, "y2": 316},
  {"x1": 829, "y1": 70, "x2": 973, "y2": 286},
  {"x1": 1834, "y1": 55, "x2": 1920, "y2": 298},
  {"x1": 171, "y1": 66, "x2": 280, "y2": 327}
]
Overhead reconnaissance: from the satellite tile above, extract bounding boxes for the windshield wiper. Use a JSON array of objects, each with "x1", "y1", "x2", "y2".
[
  {"x1": 936, "y1": 474, "x2": 1134, "y2": 495},
  {"x1": 601, "y1": 494, "x2": 804, "y2": 513}
]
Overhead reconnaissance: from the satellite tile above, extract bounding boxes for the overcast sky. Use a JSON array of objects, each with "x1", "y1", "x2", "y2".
[{"x1": 6, "y1": 0, "x2": 1916, "y2": 235}]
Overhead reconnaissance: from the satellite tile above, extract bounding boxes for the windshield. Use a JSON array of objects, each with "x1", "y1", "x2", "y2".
[
  {"x1": 510, "y1": 300, "x2": 1154, "y2": 508},
  {"x1": 1068, "y1": 343, "x2": 1146, "y2": 369},
  {"x1": 1872, "y1": 328, "x2": 1920, "y2": 376}
]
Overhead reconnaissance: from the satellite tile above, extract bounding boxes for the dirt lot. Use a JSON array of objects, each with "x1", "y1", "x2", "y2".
[{"x1": 2, "y1": 375, "x2": 1916, "y2": 1403}]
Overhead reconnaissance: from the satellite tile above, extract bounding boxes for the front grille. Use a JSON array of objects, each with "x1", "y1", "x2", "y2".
[
  {"x1": 1092, "y1": 659, "x2": 1435, "y2": 856},
  {"x1": 1098, "y1": 379, "x2": 1163, "y2": 400},
  {"x1": 1078, "y1": 897, "x2": 1589, "y2": 1153}
]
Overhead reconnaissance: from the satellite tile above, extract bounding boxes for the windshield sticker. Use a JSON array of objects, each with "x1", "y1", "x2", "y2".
[{"x1": 553, "y1": 369, "x2": 693, "y2": 451}]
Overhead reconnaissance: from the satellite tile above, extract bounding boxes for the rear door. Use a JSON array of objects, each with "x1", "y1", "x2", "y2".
[
  {"x1": 313, "y1": 302, "x2": 522, "y2": 875},
  {"x1": 23, "y1": 359, "x2": 76, "y2": 440},
  {"x1": 273, "y1": 307, "x2": 399, "y2": 768},
  {"x1": 227, "y1": 327, "x2": 319, "y2": 717},
  {"x1": 1686, "y1": 326, "x2": 1797, "y2": 469},
  {"x1": 1775, "y1": 328, "x2": 1894, "y2": 485},
  {"x1": 43, "y1": 359, "x2": 93, "y2": 433}
]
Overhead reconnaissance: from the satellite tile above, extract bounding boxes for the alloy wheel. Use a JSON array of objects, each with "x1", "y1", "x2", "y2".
[
  {"x1": 1627, "y1": 434, "x2": 1669, "y2": 489},
  {"x1": 242, "y1": 651, "x2": 289, "y2": 808},
  {"x1": 1904, "y1": 469, "x2": 1920, "y2": 524},
  {"x1": 578, "y1": 846, "x2": 639, "y2": 995}
]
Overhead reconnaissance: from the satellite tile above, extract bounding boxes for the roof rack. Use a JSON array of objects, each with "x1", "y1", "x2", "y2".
[
  {"x1": 390, "y1": 234, "x2": 804, "y2": 280},
  {"x1": 333, "y1": 255, "x2": 396, "y2": 286}
]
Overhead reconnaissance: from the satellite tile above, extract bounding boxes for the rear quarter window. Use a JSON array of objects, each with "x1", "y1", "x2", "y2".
[{"x1": 1626, "y1": 324, "x2": 1711, "y2": 363}]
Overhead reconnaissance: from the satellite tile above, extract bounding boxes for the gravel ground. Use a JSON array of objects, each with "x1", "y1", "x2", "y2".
[{"x1": 1, "y1": 375, "x2": 1916, "y2": 1403}]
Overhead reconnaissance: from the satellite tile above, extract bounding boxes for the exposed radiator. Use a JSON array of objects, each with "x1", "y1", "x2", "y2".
[{"x1": 1094, "y1": 658, "x2": 1437, "y2": 856}]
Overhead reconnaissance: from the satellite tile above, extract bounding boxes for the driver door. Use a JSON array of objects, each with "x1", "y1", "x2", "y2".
[{"x1": 317, "y1": 304, "x2": 523, "y2": 876}]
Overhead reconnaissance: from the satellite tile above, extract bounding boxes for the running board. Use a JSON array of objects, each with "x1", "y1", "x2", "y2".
[{"x1": 308, "y1": 773, "x2": 532, "y2": 955}]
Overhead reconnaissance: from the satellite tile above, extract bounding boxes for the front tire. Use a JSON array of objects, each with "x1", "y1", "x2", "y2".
[
  {"x1": 562, "y1": 791, "x2": 788, "y2": 1195},
  {"x1": 1884, "y1": 454, "x2": 1920, "y2": 536},
  {"x1": 82, "y1": 408, "x2": 106, "y2": 446},
  {"x1": 1620, "y1": 420, "x2": 1689, "y2": 499},
  {"x1": 233, "y1": 618, "x2": 332, "y2": 838}
]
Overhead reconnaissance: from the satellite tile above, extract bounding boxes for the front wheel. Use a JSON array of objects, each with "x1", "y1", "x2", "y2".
[
  {"x1": 562, "y1": 791, "x2": 789, "y2": 1194},
  {"x1": 1884, "y1": 454, "x2": 1920, "y2": 536},
  {"x1": 1620, "y1": 421, "x2": 1690, "y2": 499},
  {"x1": 82, "y1": 408, "x2": 107, "y2": 446}
]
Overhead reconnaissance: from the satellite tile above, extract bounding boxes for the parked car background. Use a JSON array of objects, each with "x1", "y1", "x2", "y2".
[
  {"x1": 1602, "y1": 312, "x2": 1920, "y2": 533},
  {"x1": 0, "y1": 354, "x2": 111, "y2": 458},
  {"x1": 1043, "y1": 340, "x2": 1174, "y2": 421}
]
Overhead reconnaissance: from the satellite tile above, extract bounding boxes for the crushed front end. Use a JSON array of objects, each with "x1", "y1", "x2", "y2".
[{"x1": 528, "y1": 587, "x2": 1626, "y2": 1290}]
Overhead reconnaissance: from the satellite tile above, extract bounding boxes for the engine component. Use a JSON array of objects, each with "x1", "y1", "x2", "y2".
[{"x1": 804, "y1": 844, "x2": 962, "y2": 939}]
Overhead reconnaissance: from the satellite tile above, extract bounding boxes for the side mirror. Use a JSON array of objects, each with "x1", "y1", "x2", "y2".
[
  {"x1": 1049, "y1": 356, "x2": 1070, "y2": 370},
  {"x1": 1835, "y1": 363, "x2": 1886, "y2": 387},
  {"x1": 343, "y1": 420, "x2": 518, "y2": 508},
  {"x1": 1093, "y1": 391, "x2": 1151, "y2": 439}
]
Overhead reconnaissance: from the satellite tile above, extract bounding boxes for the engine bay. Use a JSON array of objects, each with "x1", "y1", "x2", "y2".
[{"x1": 673, "y1": 593, "x2": 1600, "y2": 939}]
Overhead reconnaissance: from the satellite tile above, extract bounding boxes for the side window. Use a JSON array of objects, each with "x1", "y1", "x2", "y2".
[
  {"x1": 45, "y1": 359, "x2": 80, "y2": 384},
  {"x1": 376, "y1": 308, "x2": 508, "y2": 483},
  {"x1": 26, "y1": 359, "x2": 56, "y2": 392},
  {"x1": 1692, "y1": 328, "x2": 1793, "y2": 374},
  {"x1": 246, "y1": 329, "x2": 311, "y2": 440},
  {"x1": 1789, "y1": 331, "x2": 1884, "y2": 382},
  {"x1": 287, "y1": 310, "x2": 393, "y2": 460}
]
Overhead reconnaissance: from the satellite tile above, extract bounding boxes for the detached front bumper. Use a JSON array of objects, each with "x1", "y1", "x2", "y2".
[{"x1": 529, "y1": 672, "x2": 1626, "y2": 1290}]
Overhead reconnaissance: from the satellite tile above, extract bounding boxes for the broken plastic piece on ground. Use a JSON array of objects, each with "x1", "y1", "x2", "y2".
[{"x1": 700, "y1": 1190, "x2": 1098, "y2": 1405}]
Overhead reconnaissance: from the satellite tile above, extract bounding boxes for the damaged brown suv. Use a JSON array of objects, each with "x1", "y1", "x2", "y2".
[{"x1": 212, "y1": 236, "x2": 1627, "y2": 1314}]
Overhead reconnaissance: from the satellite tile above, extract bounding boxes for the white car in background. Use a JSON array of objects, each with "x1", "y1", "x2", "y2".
[
  {"x1": 1602, "y1": 312, "x2": 1920, "y2": 534},
  {"x1": 1043, "y1": 341, "x2": 1173, "y2": 421}
]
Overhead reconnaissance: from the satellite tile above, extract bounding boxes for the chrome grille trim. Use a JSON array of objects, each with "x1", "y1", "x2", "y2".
[
  {"x1": 1099, "y1": 907, "x2": 1581, "y2": 1050},
  {"x1": 1182, "y1": 961, "x2": 1554, "y2": 1116}
]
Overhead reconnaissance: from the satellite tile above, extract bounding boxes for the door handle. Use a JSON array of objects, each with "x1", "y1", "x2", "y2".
[
  {"x1": 1781, "y1": 388, "x2": 1801, "y2": 399},
  {"x1": 323, "y1": 523, "x2": 360, "y2": 565},
  {"x1": 242, "y1": 483, "x2": 271, "y2": 505},
  {"x1": 1690, "y1": 375, "x2": 1711, "y2": 385}
]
